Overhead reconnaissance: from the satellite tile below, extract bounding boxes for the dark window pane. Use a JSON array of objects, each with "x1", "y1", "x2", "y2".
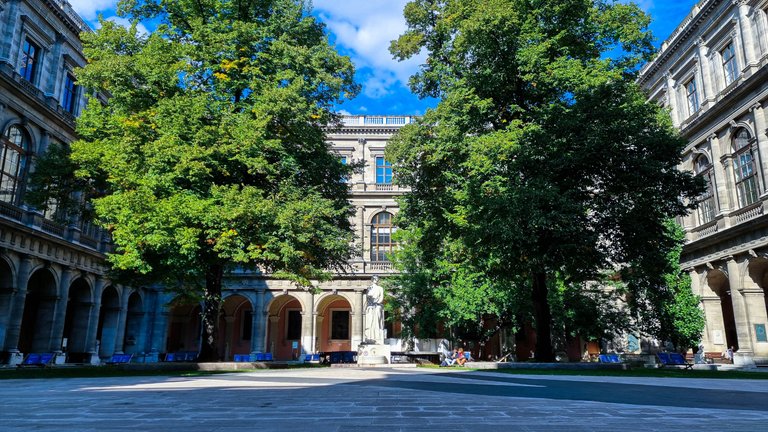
[{"x1": 286, "y1": 310, "x2": 301, "y2": 340}]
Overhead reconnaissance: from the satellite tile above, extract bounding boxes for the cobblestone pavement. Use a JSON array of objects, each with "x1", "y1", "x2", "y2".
[{"x1": 2, "y1": 367, "x2": 767, "y2": 431}]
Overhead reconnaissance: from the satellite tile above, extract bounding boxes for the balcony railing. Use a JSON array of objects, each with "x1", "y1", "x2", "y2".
[
  {"x1": 0, "y1": 201, "x2": 23, "y2": 220},
  {"x1": 341, "y1": 115, "x2": 415, "y2": 126},
  {"x1": 41, "y1": 219, "x2": 66, "y2": 237},
  {"x1": 732, "y1": 202, "x2": 763, "y2": 225}
]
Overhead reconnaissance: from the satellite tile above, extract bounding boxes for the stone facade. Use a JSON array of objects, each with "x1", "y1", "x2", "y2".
[
  {"x1": 0, "y1": 0, "x2": 161, "y2": 365},
  {"x1": 639, "y1": 0, "x2": 768, "y2": 366}
]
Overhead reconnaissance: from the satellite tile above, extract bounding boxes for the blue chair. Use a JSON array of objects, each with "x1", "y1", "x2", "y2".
[
  {"x1": 254, "y1": 353, "x2": 265, "y2": 361},
  {"x1": 342, "y1": 351, "x2": 356, "y2": 363},
  {"x1": 264, "y1": 352, "x2": 273, "y2": 361}
]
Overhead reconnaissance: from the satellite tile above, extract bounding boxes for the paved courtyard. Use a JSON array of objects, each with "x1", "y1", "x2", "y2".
[{"x1": 1, "y1": 367, "x2": 767, "y2": 431}]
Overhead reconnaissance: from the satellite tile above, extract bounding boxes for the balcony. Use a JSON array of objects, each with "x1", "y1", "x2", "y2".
[{"x1": 341, "y1": 115, "x2": 415, "y2": 127}]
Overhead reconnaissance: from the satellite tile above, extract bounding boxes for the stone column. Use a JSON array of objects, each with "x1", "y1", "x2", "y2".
[
  {"x1": 83, "y1": 278, "x2": 106, "y2": 363},
  {"x1": 735, "y1": 0, "x2": 758, "y2": 71},
  {"x1": 741, "y1": 287, "x2": 768, "y2": 359},
  {"x1": 726, "y1": 257, "x2": 756, "y2": 366},
  {"x1": 49, "y1": 267, "x2": 74, "y2": 359},
  {"x1": 315, "y1": 315, "x2": 325, "y2": 352},
  {"x1": 113, "y1": 286, "x2": 129, "y2": 354},
  {"x1": 0, "y1": 0, "x2": 20, "y2": 63},
  {"x1": 251, "y1": 289, "x2": 266, "y2": 354},
  {"x1": 300, "y1": 292, "x2": 315, "y2": 357},
  {"x1": 696, "y1": 39, "x2": 714, "y2": 105},
  {"x1": 268, "y1": 315, "x2": 279, "y2": 355},
  {"x1": 3, "y1": 255, "x2": 32, "y2": 364},
  {"x1": 750, "y1": 103, "x2": 768, "y2": 196},
  {"x1": 665, "y1": 73, "x2": 680, "y2": 127},
  {"x1": 351, "y1": 288, "x2": 364, "y2": 351},
  {"x1": 310, "y1": 311, "x2": 318, "y2": 354}
]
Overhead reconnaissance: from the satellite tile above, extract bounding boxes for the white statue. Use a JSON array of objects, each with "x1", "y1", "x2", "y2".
[{"x1": 364, "y1": 277, "x2": 385, "y2": 344}]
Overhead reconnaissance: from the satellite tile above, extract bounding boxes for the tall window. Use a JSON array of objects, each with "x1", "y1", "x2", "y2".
[
  {"x1": 0, "y1": 125, "x2": 27, "y2": 203},
  {"x1": 686, "y1": 78, "x2": 699, "y2": 116},
  {"x1": 19, "y1": 38, "x2": 39, "y2": 83},
  {"x1": 371, "y1": 212, "x2": 396, "y2": 261},
  {"x1": 733, "y1": 129, "x2": 759, "y2": 207},
  {"x1": 330, "y1": 310, "x2": 350, "y2": 340},
  {"x1": 722, "y1": 43, "x2": 738, "y2": 86},
  {"x1": 286, "y1": 310, "x2": 301, "y2": 340},
  {"x1": 375, "y1": 156, "x2": 392, "y2": 184},
  {"x1": 62, "y1": 73, "x2": 78, "y2": 114},
  {"x1": 241, "y1": 310, "x2": 252, "y2": 341},
  {"x1": 695, "y1": 155, "x2": 716, "y2": 224}
]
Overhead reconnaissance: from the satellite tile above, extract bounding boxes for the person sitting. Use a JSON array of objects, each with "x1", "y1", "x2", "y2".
[
  {"x1": 440, "y1": 349, "x2": 458, "y2": 367},
  {"x1": 456, "y1": 348, "x2": 467, "y2": 366}
]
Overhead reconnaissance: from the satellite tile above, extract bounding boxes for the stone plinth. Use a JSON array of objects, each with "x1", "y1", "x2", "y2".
[{"x1": 357, "y1": 344, "x2": 390, "y2": 365}]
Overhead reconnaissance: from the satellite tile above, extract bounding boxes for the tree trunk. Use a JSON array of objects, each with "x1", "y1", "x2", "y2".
[
  {"x1": 199, "y1": 264, "x2": 224, "y2": 362},
  {"x1": 532, "y1": 271, "x2": 555, "y2": 362}
]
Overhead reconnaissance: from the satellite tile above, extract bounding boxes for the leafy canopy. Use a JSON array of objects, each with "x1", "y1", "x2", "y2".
[{"x1": 386, "y1": 0, "x2": 702, "y2": 353}]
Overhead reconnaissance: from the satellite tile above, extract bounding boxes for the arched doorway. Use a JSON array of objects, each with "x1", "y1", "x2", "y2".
[
  {"x1": 707, "y1": 269, "x2": 739, "y2": 350},
  {"x1": 97, "y1": 286, "x2": 120, "y2": 358},
  {"x1": 19, "y1": 268, "x2": 57, "y2": 353},
  {"x1": 315, "y1": 294, "x2": 352, "y2": 353},
  {"x1": 266, "y1": 295, "x2": 302, "y2": 360},
  {"x1": 0, "y1": 258, "x2": 14, "y2": 351},
  {"x1": 217, "y1": 294, "x2": 253, "y2": 361},
  {"x1": 165, "y1": 298, "x2": 202, "y2": 354},
  {"x1": 123, "y1": 292, "x2": 144, "y2": 355},
  {"x1": 63, "y1": 277, "x2": 93, "y2": 357}
]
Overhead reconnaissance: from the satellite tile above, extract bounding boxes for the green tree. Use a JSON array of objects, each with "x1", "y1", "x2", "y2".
[
  {"x1": 33, "y1": 0, "x2": 358, "y2": 361},
  {"x1": 387, "y1": 0, "x2": 702, "y2": 361}
]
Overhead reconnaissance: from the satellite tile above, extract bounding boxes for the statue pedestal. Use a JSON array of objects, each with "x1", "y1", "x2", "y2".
[{"x1": 357, "y1": 344, "x2": 390, "y2": 365}]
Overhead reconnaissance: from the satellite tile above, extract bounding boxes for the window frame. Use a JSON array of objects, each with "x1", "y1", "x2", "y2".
[
  {"x1": 62, "y1": 72, "x2": 79, "y2": 114},
  {"x1": 732, "y1": 129, "x2": 760, "y2": 207},
  {"x1": 19, "y1": 38, "x2": 40, "y2": 83},
  {"x1": 694, "y1": 154, "x2": 716, "y2": 224},
  {"x1": 685, "y1": 78, "x2": 700, "y2": 116},
  {"x1": 329, "y1": 309, "x2": 350, "y2": 341},
  {"x1": 370, "y1": 211, "x2": 396, "y2": 262},
  {"x1": 722, "y1": 43, "x2": 738, "y2": 86},
  {"x1": 375, "y1": 155, "x2": 392, "y2": 185},
  {"x1": 0, "y1": 125, "x2": 28, "y2": 204}
]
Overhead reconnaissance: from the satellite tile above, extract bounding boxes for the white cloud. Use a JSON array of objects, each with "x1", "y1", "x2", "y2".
[
  {"x1": 100, "y1": 16, "x2": 150, "y2": 37},
  {"x1": 67, "y1": 0, "x2": 118, "y2": 20},
  {"x1": 313, "y1": 1, "x2": 424, "y2": 98}
]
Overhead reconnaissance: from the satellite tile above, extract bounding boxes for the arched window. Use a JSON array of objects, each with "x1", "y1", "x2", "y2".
[
  {"x1": 694, "y1": 154, "x2": 716, "y2": 224},
  {"x1": 732, "y1": 128, "x2": 759, "y2": 207},
  {"x1": 0, "y1": 125, "x2": 28, "y2": 203},
  {"x1": 370, "y1": 212, "x2": 396, "y2": 262}
]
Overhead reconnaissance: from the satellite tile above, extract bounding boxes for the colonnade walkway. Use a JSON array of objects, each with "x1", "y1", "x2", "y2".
[{"x1": 1, "y1": 367, "x2": 767, "y2": 431}]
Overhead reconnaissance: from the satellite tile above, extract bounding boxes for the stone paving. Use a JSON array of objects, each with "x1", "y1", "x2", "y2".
[{"x1": 1, "y1": 367, "x2": 767, "y2": 431}]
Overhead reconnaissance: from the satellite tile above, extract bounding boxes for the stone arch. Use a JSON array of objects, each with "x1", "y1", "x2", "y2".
[
  {"x1": 315, "y1": 293, "x2": 353, "y2": 353},
  {"x1": 165, "y1": 296, "x2": 202, "y2": 354},
  {"x1": 19, "y1": 268, "x2": 57, "y2": 353},
  {"x1": 123, "y1": 291, "x2": 144, "y2": 355},
  {"x1": 63, "y1": 277, "x2": 93, "y2": 356},
  {"x1": 97, "y1": 285, "x2": 121, "y2": 358},
  {"x1": 706, "y1": 268, "x2": 739, "y2": 350},
  {"x1": 266, "y1": 294, "x2": 303, "y2": 360},
  {"x1": 218, "y1": 294, "x2": 253, "y2": 361}
]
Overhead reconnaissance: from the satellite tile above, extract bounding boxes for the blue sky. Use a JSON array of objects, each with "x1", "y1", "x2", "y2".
[{"x1": 69, "y1": 0, "x2": 699, "y2": 115}]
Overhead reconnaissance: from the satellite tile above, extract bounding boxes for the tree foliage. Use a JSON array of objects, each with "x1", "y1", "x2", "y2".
[
  {"x1": 386, "y1": 0, "x2": 702, "y2": 360},
  {"x1": 32, "y1": 0, "x2": 359, "y2": 361}
]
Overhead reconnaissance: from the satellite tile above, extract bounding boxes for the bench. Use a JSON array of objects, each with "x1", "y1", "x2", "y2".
[
  {"x1": 304, "y1": 353, "x2": 321, "y2": 363},
  {"x1": 17, "y1": 353, "x2": 55, "y2": 368},
  {"x1": 253, "y1": 352, "x2": 273, "y2": 361},
  {"x1": 164, "y1": 351, "x2": 198, "y2": 362},
  {"x1": 657, "y1": 352, "x2": 693, "y2": 370},
  {"x1": 106, "y1": 353, "x2": 133, "y2": 365},
  {"x1": 598, "y1": 354, "x2": 622, "y2": 363},
  {"x1": 233, "y1": 354, "x2": 251, "y2": 362}
]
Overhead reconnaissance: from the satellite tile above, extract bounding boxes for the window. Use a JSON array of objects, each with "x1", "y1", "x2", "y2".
[
  {"x1": 62, "y1": 73, "x2": 78, "y2": 114},
  {"x1": 733, "y1": 129, "x2": 759, "y2": 207},
  {"x1": 686, "y1": 78, "x2": 699, "y2": 116},
  {"x1": 375, "y1": 156, "x2": 392, "y2": 184},
  {"x1": 286, "y1": 310, "x2": 301, "y2": 340},
  {"x1": 19, "y1": 38, "x2": 39, "y2": 83},
  {"x1": 370, "y1": 212, "x2": 396, "y2": 261},
  {"x1": 241, "y1": 310, "x2": 252, "y2": 341},
  {"x1": 722, "y1": 43, "x2": 738, "y2": 86},
  {"x1": 340, "y1": 155, "x2": 349, "y2": 182},
  {"x1": 0, "y1": 125, "x2": 27, "y2": 203},
  {"x1": 330, "y1": 310, "x2": 350, "y2": 340},
  {"x1": 694, "y1": 155, "x2": 716, "y2": 224}
]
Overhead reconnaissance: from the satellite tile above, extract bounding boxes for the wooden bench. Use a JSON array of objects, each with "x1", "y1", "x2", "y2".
[
  {"x1": 598, "y1": 353, "x2": 622, "y2": 363},
  {"x1": 106, "y1": 353, "x2": 133, "y2": 365},
  {"x1": 657, "y1": 352, "x2": 693, "y2": 370},
  {"x1": 17, "y1": 353, "x2": 55, "y2": 368}
]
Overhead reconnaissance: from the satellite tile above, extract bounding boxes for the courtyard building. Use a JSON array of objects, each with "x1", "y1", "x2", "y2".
[{"x1": 639, "y1": 0, "x2": 768, "y2": 366}]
